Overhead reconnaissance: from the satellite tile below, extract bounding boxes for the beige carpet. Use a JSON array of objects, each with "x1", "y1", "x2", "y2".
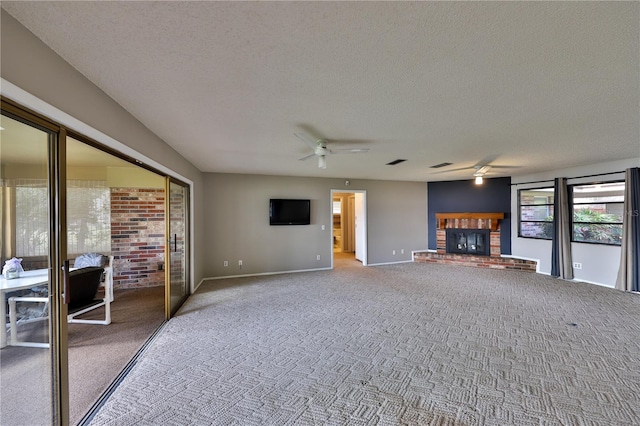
[{"x1": 89, "y1": 262, "x2": 640, "y2": 425}]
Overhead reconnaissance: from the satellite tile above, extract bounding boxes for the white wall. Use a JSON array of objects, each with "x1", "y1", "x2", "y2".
[{"x1": 511, "y1": 158, "x2": 640, "y2": 287}]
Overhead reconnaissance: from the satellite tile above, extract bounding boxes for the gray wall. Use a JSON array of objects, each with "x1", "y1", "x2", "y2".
[
  {"x1": 1, "y1": 11, "x2": 206, "y2": 288},
  {"x1": 204, "y1": 173, "x2": 428, "y2": 277}
]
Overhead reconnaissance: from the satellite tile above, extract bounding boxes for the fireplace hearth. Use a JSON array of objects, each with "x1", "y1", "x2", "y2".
[{"x1": 446, "y1": 229, "x2": 490, "y2": 256}]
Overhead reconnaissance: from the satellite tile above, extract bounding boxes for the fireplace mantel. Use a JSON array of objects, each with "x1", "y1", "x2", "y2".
[{"x1": 436, "y1": 212, "x2": 504, "y2": 231}]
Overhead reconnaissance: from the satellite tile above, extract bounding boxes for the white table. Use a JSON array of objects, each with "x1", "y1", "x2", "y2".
[
  {"x1": 1, "y1": 266, "x2": 113, "y2": 348},
  {"x1": 0, "y1": 269, "x2": 49, "y2": 348}
]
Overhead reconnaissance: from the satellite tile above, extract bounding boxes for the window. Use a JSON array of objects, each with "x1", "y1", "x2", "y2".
[
  {"x1": 67, "y1": 181, "x2": 111, "y2": 255},
  {"x1": 518, "y1": 187, "x2": 554, "y2": 239},
  {"x1": 519, "y1": 187, "x2": 554, "y2": 239},
  {"x1": 12, "y1": 179, "x2": 111, "y2": 257},
  {"x1": 571, "y1": 182, "x2": 624, "y2": 245},
  {"x1": 15, "y1": 180, "x2": 49, "y2": 257}
]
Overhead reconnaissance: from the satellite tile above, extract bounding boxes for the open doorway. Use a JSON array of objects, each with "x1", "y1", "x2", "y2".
[{"x1": 331, "y1": 190, "x2": 367, "y2": 268}]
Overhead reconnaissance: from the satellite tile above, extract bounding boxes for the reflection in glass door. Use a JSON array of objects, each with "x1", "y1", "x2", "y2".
[
  {"x1": 0, "y1": 113, "x2": 61, "y2": 425},
  {"x1": 166, "y1": 178, "x2": 189, "y2": 317}
]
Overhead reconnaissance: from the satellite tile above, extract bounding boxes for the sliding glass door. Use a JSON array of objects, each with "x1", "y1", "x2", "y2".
[
  {"x1": 166, "y1": 178, "x2": 189, "y2": 317},
  {"x1": 0, "y1": 109, "x2": 68, "y2": 425},
  {"x1": 2, "y1": 99, "x2": 193, "y2": 424}
]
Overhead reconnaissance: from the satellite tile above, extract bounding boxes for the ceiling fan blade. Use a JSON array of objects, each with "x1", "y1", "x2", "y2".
[
  {"x1": 474, "y1": 165, "x2": 492, "y2": 175},
  {"x1": 298, "y1": 153, "x2": 316, "y2": 161},
  {"x1": 330, "y1": 148, "x2": 370, "y2": 154},
  {"x1": 294, "y1": 132, "x2": 321, "y2": 150},
  {"x1": 429, "y1": 166, "x2": 472, "y2": 174}
]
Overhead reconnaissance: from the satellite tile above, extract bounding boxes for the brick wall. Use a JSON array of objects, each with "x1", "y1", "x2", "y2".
[{"x1": 110, "y1": 188, "x2": 165, "y2": 289}]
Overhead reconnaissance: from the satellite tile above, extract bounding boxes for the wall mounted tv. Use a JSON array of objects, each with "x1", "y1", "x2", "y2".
[{"x1": 269, "y1": 199, "x2": 311, "y2": 225}]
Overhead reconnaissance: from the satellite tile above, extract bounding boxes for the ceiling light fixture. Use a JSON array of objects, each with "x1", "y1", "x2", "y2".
[
  {"x1": 473, "y1": 165, "x2": 491, "y2": 185},
  {"x1": 318, "y1": 155, "x2": 327, "y2": 169}
]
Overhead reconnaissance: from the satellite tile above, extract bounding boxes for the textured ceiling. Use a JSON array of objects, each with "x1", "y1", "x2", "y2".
[{"x1": 2, "y1": 1, "x2": 639, "y2": 181}]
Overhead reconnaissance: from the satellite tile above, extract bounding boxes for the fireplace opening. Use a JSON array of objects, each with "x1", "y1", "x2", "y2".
[{"x1": 446, "y1": 229, "x2": 490, "y2": 256}]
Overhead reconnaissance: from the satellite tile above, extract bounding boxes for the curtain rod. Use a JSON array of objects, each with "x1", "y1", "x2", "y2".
[{"x1": 510, "y1": 170, "x2": 625, "y2": 186}]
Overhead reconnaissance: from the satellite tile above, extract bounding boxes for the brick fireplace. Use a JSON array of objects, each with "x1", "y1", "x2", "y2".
[
  {"x1": 414, "y1": 212, "x2": 537, "y2": 271},
  {"x1": 435, "y1": 212, "x2": 503, "y2": 256}
]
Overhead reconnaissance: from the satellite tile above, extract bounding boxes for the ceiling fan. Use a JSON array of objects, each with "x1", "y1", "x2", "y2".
[
  {"x1": 295, "y1": 132, "x2": 369, "y2": 169},
  {"x1": 430, "y1": 158, "x2": 517, "y2": 182}
]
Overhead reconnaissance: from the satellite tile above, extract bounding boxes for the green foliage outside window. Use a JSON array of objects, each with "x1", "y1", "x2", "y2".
[{"x1": 536, "y1": 209, "x2": 622, "y2": 245}]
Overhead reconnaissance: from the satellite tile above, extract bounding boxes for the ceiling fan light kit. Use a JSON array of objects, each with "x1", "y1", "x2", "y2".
[
  {"x1": 295, "y1": 132, "x2": 369, "y2": 170},
  {"x1": 473, "y1": 165, "x2": 491, "y2": 184}
]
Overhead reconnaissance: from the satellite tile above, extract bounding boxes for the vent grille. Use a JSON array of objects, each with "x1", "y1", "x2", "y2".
[
  {"x1": 386, "y1": 159, "x2": 407, "y2": 166},
  {"x1": 429, "y1": 162, "x2": 453, "y2": 169}
]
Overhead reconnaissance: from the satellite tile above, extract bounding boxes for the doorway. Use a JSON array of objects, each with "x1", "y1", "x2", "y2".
[{"x1": 331, "y1": 190, "x2": 367, "y2": 267}]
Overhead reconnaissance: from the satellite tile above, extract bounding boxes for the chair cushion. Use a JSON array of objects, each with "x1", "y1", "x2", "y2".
[
  {"x1": 74, "y1": 253, "x2": 109, "y2": 268},
  {"x1": 68, "y1": 267, "x2": 104, "y2": 311}
]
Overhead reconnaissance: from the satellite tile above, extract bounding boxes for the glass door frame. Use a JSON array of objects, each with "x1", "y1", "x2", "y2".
[
  {"x1": 165, "y1": 177, "x2": 190, "y2": 319},
  {"x1": 1, "y1": 98, "x2": 70, "y2": 425}
]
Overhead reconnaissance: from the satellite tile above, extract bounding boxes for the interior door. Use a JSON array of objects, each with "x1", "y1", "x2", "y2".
[
  {"x1": 347, "y1": 195, "x2": 355, "y2": 252},
  {"x1": 355, "y1": 192, "x2": 366, "y2": 263},
  {"x1": 0, "y1": 109, "x2": 68, "y2": 425},
  {"x1": 165, "y1": 178, "x2": 189, "y2": 318}
]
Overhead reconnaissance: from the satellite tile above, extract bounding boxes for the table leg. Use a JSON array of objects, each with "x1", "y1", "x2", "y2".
[{"x1": 1, "y1": 290, "x2": 7, "y2": 348}]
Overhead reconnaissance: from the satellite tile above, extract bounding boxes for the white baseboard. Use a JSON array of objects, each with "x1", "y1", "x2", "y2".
[
  {"x1": 367, "y1": 260, "x2": 414, "y2": 266},
  {"x1": 202, "y1": 267, "x2": 332, "y2": 282}
]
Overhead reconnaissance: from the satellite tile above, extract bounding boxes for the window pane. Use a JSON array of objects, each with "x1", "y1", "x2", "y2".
[
  {"x1": 573, "y1": 223, "x2": 623, "y2": 245},
  {"x1": 521, "y1": 205, "x2": 554, "y2": 222},
  {"x1": 573, "y1": 182, "x2": 624, "y2": 203},
  {"x1": 520, "y1": 222, "x2": 554, "y2": 239},
  {"x1": 573, "y1": 204, "x2": 623, "y2": 223},
  {"x1": 520, "y1": 188, "x2": 554, "y2": 205}
]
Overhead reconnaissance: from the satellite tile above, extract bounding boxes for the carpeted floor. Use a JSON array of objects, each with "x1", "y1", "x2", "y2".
[{"x1": 89, "y1": 261, "x2": 640, "y2": 425}]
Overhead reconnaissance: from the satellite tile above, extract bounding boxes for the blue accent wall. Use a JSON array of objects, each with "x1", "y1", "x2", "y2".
[{"x1": 428, "y1": 177, "x2": 512, "y2": 254}]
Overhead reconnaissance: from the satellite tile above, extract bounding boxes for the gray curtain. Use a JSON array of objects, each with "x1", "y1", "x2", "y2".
[
  {"x1": 616, "y1": 167, "x2": 640, "y2": 292},
  {"x1": 551, "y1": 177, "x2": 573, "y2": 279}
]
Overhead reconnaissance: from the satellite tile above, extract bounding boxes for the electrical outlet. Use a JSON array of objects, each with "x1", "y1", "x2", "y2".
[
  {"x1": 392, "y1": 250, "x2": 396, "y2": 255},
  {"x1": 321, "y1": 225, "x2": 325, "y2": 230},
  {"x1": 223, "y1": 260, "x2": 228, "y2": 267},
  {"x1": 401, "y1": 249, "x2": 405, "y2": 254},
  {"x1": 317, "y1": 255, "x2": 321, "y2": 260},
  {"x1": 573, "y1": 262, "x2": 582, "y2": 270},
  {"x1": 238, "y1": 260, "x2": 243, "y2": 266}
]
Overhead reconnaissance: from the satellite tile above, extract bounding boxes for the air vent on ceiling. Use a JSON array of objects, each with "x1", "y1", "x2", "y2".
[
  {"x1": 386, "y1": 159, "x2": 407, "y2": 166},
  {"x1": 429, "y1": 162, "x2": 453, "y2": 169}
]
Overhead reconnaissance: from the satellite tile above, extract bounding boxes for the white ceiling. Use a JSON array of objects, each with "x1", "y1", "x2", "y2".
[{"x1": 2, "y1": 1, "x2": 639, "y2": 182}]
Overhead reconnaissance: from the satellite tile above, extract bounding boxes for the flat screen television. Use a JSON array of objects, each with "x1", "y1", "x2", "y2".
[{"x1": 269, "y1": 199, "x2": 311, "y2": 225}]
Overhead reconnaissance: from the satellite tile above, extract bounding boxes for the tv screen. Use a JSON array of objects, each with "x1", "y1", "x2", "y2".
[{"x1": 269, "y1": 199, "x2": 311, "y2": 225}]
